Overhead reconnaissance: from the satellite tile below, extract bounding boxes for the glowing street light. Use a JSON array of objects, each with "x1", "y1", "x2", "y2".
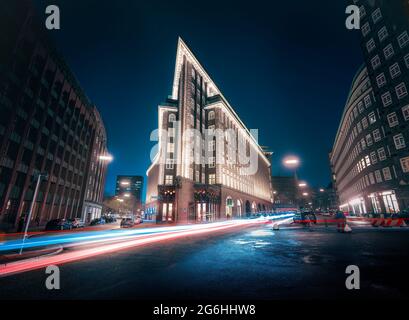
[
  {"x1": 298, "y1": 182, "x2": 307, "y2": 187},
  {"x1": 319, "y1": 188, "x2": 325, "y2": 192},
  {"x1": 283, "y1": 156, "x2": 300, "y2": 168},
  {"x1": 116, "y1": 198, "x2": 124, "y2": 203},
  {"x1": 123, "y1": 193, "x2": 131, "y2": 198},
  {"x1": 99, "y1": 154, "x2": 113, "y2": 162},
  {"x1": 120, "y1": 181, "x2": 130, "y2": 186},
  {"x1": 302, "y1": 192, "x2": 309, "y2": 197}
]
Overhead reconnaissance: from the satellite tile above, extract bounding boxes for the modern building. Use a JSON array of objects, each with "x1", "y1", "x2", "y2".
[
  {"x1": 271, "y1": 176, "x2": 298, "y2": 211},
  {"x1": 115, "y1": 175, "x2": 143, "y2": 212},
  {"x1": 146, "y1": 38, "x2": 273, "y2": 223},
  {"x1": 330, "y1": 0, "x2": 409, "y2": 214},
  {"x1": 0, "y1": 1, "x2": 108, "y2": 230}
]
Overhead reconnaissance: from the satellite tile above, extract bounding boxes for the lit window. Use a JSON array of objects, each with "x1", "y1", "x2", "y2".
[
  {"x1": 371, "y1": 55, "x2": 381, "y2": 70},
  {"x1": 378, "y1": 26, "x2": 388, "y2": 42},
  {"x1": 389, "y1": 63, "x2": 401, "y2": 79},
  {"x1": 366, "y1": 39, "x2": 376, "y2": 53},
  {"x1": 165, "y1": 159, "x2": 174, "y2": 170},
  {"x1": 167, "y1": 143, "x2": 175, "y2": 153},
  {"x1": 209, "y1": 174, "x2": 216, "y2": 184},
  {"x1": 383, "y1": 44, "x2": 394, "y2": 60},
  {"x1": 387, "y1": 112, "x2": 399, "y2": 127},
  {"x1": 365, "y1": 155, "x2": 371, "y2": 167},
  {"x1": 208, "y1": 156, "x2": 215, "y2": 168},
  {"x1": 381, "y1": 91, "x2": 392, "y2": 107},
  {"x1": 378, "y1": 147, "x2": 387, "y2": 161},
  {"x1": 376, "y1": 73, "x2": 386, "y2": 88},
  {"x1": 396, "y1": 83, "x2": 408, "y2": 99},
  {"x1": 373, "y1": 129, "x2": 381, "y2": 142},
  {"x1": 372, "y1": 8, "x2": 382, "y2": 23},
  {"x1": 368, "y1": 112, "x2": 376, "y2": 124},
  {"x1": 402, "y1": 105, "x2": 409, "y2": 121},
  {"x1": 382, "y1": 167, "x2": 392, "y2": 181},
  {"x1": 400, "y1": 157, "x2": 409, "y2": 173},
  {"x1": 393, "y1": 133, "x2": 406, "y2": 150},
  {"x1": 165, "y1": 175, "x2": 173, "y2": 185},
  {"x1": 398, "y1": 31, "x2": 409, "y2": 48}
]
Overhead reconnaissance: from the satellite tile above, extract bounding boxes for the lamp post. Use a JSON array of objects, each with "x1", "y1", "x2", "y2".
[
  {"x1": 19, "y1": 172, "x2": 48, "y2": 255},
  {"x1": 283, "y1": 156, "x2": 301, "y2": 208}
]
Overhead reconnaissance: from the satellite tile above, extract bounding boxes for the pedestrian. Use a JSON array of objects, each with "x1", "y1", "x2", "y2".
[{"x1": 335, "y1": 210, "x2": 346, "y2": 232}]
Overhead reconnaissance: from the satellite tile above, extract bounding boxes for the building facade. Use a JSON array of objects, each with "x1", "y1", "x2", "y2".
[
  {"x1": 146, "y1": 38, "x2": 273, "y2": 223},
  {"x1": 115, "y1": 175, "x2": 143, "y2": 212},
  {"x1": 271, "y1": 176, "x2": 298, "y2": 211},
  {"x1": 0, "y1": 1, "x2": 108, "y2": 230},
  {"x1": 330, "y1": 0, "x2": 409, "y2": 215}
]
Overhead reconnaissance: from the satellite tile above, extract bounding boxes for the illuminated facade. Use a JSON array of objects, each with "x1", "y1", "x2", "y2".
[
  {"x1": 146, "y1": 38, "x2": 273, "y2": 223},
  {"x1": 330, "y1": 0, "x2": 409, "y2": 214}
]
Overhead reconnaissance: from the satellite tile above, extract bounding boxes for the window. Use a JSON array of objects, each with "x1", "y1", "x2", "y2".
[
  {"x1": 365, "y1": 155, "x2": 371, "y2": 167},
  {"x1": 362, "y1": 117, "x2": 368, "y2": 129},
  {"x1": 398, "y1": 31, "x2": 409, "y2": 48},
  {"x1": 405, "y1": 54, "x2": 409, "y2": 69},
  {"x1": 381, "y1": 91, "x2": 392, "y2": 107},
  {"x1": 370, "y1": 151, "x2": 378, "y2": 164},
  {"x1": 165, "y1": 159, "x2": 174, "y2": 170},
  {"x1": 375, "y1": 170, "x2": 382, "y2": 183},
  {"x1": 209, "y1": 174, "x2": 216, "y2": 184},
  {"x1": 353, "y1": 107, "x2": 358, "y2": 118},
  {"x1": 401, "y1": 157, "x2": 409, "y2": 173},
  {"x1": 402, "y1": 105, "x2": 409, "y2": 121},
  {"x1": 208, "y1": 110, "x2": 215, "y2": 121},
  {"x1": 393, "y1": 133, "x2": 406, "y2": 150},
  {"x1": 396, "y1": 83, "x2": 408, "y2": 99},
  {"x1": 389, "y1": 63, "x2": 401, "y2": 79},
  {"x1": 373, "y1": 129, "x2": 381, "y2": 142},
  {"x1": 357, "y1": 122, "x2": 362, "y2": 133},
  {"x1": 372, "y1": 8, "x2": 382, "y2": 23},
  {"x1": 362, "y1": 22, "x2": 371, "y2": 37},
  {"x1": 366, "y1": 134, "x2": 373, "y2": 146},
  {"x1": 387, "y1": 112, "x2": 399, "y2": 127},
  {"x1": 168, "y1": 113, "x2": 176, "y2": 123},
  {"x1": 359, "y1": 5, "x2": 366, "y2": 17},
  {"x1": 208, "y1": 140, "x2": 215, "y2": 152},
  {"x1": 208, "y1": 156, "x2": 215, "y2": 168},
  {"x1": 358, "y1": 102, "x2": 365, "y2": 113},
  {"x1": 366, "y1": 39, "x2": 376, "y2": 53},
  {"x1": 369, "y1": 172, "x2": 375, "y2": 184},
  {"x1": 378, "y1": 147, "x2": 386, "y2": 161},
  {"x1": 364, "y1": 95, "x2": 372, "y2": 107},
  {"x1": 167, "y1": 143, "x2": 175, "y2": 153},
  {"x1": 371, "y1": 55, "x2": 381, "y2": 70},
  {"x1": 368, "y1": 112, "x2": 376, "y2": 124},
  {"x1": 361, "y1": 138, "x2": 366, "y2": 150},
  {"x1": 165, "y1": 175, "x2": 173, "y2": 185},
  {"x1": 378, "y1": 26, "x2": 388, "y2": 42},
  {"x1": 382, "y1": 167, "x2": 392, "y2": 181},
  {"x1": 376, "y1": 73, "x2": 386, "y2": 88},
  {"x1": 383, "y1": 44, "x2": 394, "y2": 60}
]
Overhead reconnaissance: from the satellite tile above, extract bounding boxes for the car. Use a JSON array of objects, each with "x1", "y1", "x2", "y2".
[
  {"x1": 68, "y1": 218, "x2": 85, "y2": 228},
  {"x1": 45, "y1": 219, "x2": 73, "y2": 231},
  {"x1": 120, "y1": 218, "x2": 135, "y2": 228},
  {"x1": 90, "y1": 218, "x2": 106, "y2": 226},
  {"x1": 293, "y1": 211, "x2": 317, "y2": 225}
]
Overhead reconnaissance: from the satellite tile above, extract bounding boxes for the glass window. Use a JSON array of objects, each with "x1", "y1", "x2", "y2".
[
  {"x1": 371, "y1": 55, "x2": 381, "y2": 70},
  {"x1": 402, "y1": 105, "x2": 409, "y2": 121},
  {"x1": 393, "y1": 133, "x2": 406, "y2": 150},
  {"x1": 372, "y1": 8, "x2": 382, "y2": 23},
  {"x1": 376, "y1": 73, "x2": 387, "y2": 88},
  {"x1": 390, "y1": 63, "x2": 401, "y2": 79},
  {"x1": 396, "y1": 83, "x2": 408, "y2": 99},
  {"x1": 383, "y1": 44, "x2": 394, "y2": 60},
  {"x1": 400, "y1": 157, "x2": 409, "y2": 173},
  {"x1": 387, "y1": 112, "x2": 399, "y2": 127},
  {"x1": 378, "y1": 26, "x2": 388, "y2": 42},
  {"x1": 381, "y1": 91, "x2": 392, "y2": 107},
  {"x1": 382, "y1": 167, "x2": 392, "y2": 181},
  {"x1": 398, "y1": 31, "x2": 409, "y2": 48}
]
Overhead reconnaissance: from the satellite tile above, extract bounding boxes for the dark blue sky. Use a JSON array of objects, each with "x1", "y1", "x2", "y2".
[{"x1": 34, "y1": 0, "x2": 363, "y2": 196}]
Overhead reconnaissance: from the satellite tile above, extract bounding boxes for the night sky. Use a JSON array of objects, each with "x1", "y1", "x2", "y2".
[{"x1": 33, "y1": 0, "x2": 363, "y2": 197}]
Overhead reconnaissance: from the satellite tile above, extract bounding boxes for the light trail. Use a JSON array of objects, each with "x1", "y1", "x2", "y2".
[{"x1": 0, "y1": 218, "x2": 273, "y2": 277}]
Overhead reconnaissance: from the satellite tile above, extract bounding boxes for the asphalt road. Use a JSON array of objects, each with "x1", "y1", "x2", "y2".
[{"x1": 1, "y1": 223, "x2": 409, "y2": 300}]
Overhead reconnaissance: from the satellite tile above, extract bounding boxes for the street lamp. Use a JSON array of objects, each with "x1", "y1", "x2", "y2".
[
  {"x1": 20, "y1": 172, "x2": 48, "y2": 255},
  {"x1": 99, "y1": 154, "x2": 113, "y2": 162},
  {"x1": 319, "y1": 188, "x2": 325, "y2": 192},
  {"x1": 302, "y1": 192, "x2": 309, "y2": 196},
  {"x1": 298, "y1": 182, "x2": 307, "y2": 188}
]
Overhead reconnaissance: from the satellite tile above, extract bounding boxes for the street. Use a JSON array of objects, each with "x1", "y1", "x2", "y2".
[{"x1": 1, "y1": 222, "x2": 409, "y2": 300}]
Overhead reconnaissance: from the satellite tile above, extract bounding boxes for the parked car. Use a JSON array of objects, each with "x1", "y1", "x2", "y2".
[
  {"x1": 45, "y1": 219, "x2": 73, "y2": 231},
  {"x1": 90, "y1": 218, "x2": 106, "y2": 226},
  {"x1": 103, "y1": 216, "x2": 117, "y2": 223},
  {"x1": 68, "y1": 218, "x2": 85, "y2": 228},
  {"x1": 120, "y1": 218, "x2": 135, "y2": 228}
]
